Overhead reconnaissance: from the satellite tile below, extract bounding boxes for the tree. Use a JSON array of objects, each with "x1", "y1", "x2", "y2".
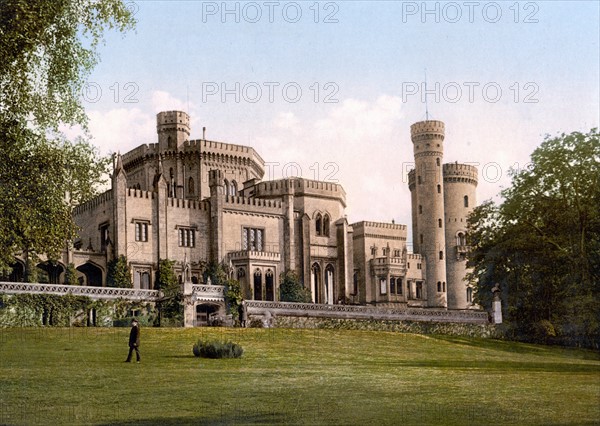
[
  {"x1": 0, "y1": 1, "x2": 135, "y2": 275},
  {"x1": 64, "y1": 263, "x2": 78, "y2": 285},
  {"x1": 467, "y1": 129, "x2": 600, "y2": 347},
  {"x1": 279, "y1": 270, "x2": 312, "y2": 303},
  {"x1": 106, "y1": 255, "x2": 131, "y2": 288},
  {"x1": 156, "y1": 259, "x2": 182, "y2": 325}
]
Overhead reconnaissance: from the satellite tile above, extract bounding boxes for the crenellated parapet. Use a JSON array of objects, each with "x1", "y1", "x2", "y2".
[
  {"x1": 73, "y1": 190, "x2": 113, "y2": 215},
  {"x1": 410, "y1": 120, "x2": 445, "y2": 143},
  {"x1": 156, "y1": 110, "x2": 190, "y2": 136},
  {"x1": 408, "y1": 169, "x2": 416, "y2": 191},
  {"x1": 443, "y1": 163, "x2": 478, "y2": 185},
  {"x1": 253, "y1": 178, "x2": 346, "y2": 206}
]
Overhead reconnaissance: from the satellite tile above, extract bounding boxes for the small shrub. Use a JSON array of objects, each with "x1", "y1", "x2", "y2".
[{"x1": 192, "y1": 340, "x2": 244, "y2": 359}]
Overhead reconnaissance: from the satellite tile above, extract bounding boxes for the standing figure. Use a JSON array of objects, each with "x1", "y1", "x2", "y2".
[
  {"x1": 238, "y1": 300, "x2": 248, "y2": 328},
  {"x1": 125, "y1": 318, "x2": 141, "y2": 363}
]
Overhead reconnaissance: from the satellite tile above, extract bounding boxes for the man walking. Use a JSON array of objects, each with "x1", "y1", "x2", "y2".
[{"x1": 125, "y1": 318, "x2": 141, "y2": 363}]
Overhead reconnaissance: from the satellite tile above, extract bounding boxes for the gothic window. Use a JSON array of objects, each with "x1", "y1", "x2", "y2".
[
  {"x1": 467, "y1": 287, "x2": 473, "y2": 303},
  {"x1": 371, "y1": 246, "x2": 377, "y2": 256},
  {"x1": 380, "y1": 277, "x2": 387, "y2": 295},
  {"x1": 224, "y1": 179, "x2": 229, "y2": 196},
  {"x1": 243, "y1": 227, "x2": 264, "y2": 251},
  {"x1": 394, "y1": 249, "x2": 401, "y2": 257},
  {"x1": 383, "y1": 247, "x2": 389, "y2": 256},
  {"x1": 325, "y1": 265, "x2": 334, "y2": 304},
  {"x1": 457, "y1": 232, "x2": 466, "y2": 246},
  {"x1": 253, "y1": 269, "x2": 263, "y2": 301},
  {"x1": 390, "y1": 277, "x2": 396, "y2": 294},
  {"x1": 230, "y1": 180, "x2": 237, "y2": 197},
  {"x1": 188, "y1": 177, "x2": 195, "y2": 196},
  {"x1": 237, "y1": 268, "x2": 246, "y2": 280},
  {"x1": 265, "y1": 269, "x2": 274, "y2": 301},
  {"x1": 134, "y1": 221, "x2": 148, "y2": 242},
  {"x1": 315, "y1": 213, "x2": 322, "y2": 236},
  {"x1": 323, "y1": 214, "x2": 330, "y2": 237},
  {"x1": 396, "y1": 278, "x2": 403, "y2": 295},
  {"x1": 311, "y1": 263, "x2": 321, "y2": 303},
  {"x1": 464, "y1": 195, "x2": 469, "y2": 208},
  {"x1": 439, "y1": 251, "x2": 444, "y2": 260},
  {"x1": 416, "y1": 281, "x2": 423, "y2": 299},
  {"x1": 437, "y1": 281, "x2": 442, "y2": 292},
  {"x1": 178, "y1": 227, "x2": 195, "y2": 247}
]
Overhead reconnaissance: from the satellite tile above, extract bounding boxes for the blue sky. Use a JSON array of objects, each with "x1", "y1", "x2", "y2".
[{"x1": 78, "y1": 0, "x2": 599, "y2": 237}]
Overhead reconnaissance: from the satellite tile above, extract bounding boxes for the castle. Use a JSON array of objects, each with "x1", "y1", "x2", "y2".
[{"x1": 8, "y1": 111, "x2": 478, "y2": 317}]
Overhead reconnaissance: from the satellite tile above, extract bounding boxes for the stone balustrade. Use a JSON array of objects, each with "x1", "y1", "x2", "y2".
[{"x1": 0, "y1": 282, "x2": 160, "y2": 301}]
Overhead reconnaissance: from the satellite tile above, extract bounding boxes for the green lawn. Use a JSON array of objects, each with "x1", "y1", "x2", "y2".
[{"x1": 0, "y1": 327, "x2": 598, "y2": 425}]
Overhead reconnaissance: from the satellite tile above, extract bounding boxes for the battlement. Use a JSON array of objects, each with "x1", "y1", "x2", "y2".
[
  {"x1": 166, "y1": 197, "x2": 210, "y2": 211},
  {"x1": 73, "y1": 190, "x2": 113, "y2": 216},
  {"x1": 443, "y1": 162, "x2": 478, "y2": 184},
  {"x1": 253, "y1": 178, "x2": 346, "y2": 206},
  {"x1": 127, "y1": 188, "x2": 154, "y2": 199},
  {"x1": 157, "y1": 110, "x2": 190, "y2": 128},
  {"x1": 407, "y1": 169, "x2": 416, "y2": 190},
  {"x1": 353, "y1": 221, "x2": 407, "y2": 231},
  {"x1": 411, "y1": 120, "x2": 445, "y2": 141}
]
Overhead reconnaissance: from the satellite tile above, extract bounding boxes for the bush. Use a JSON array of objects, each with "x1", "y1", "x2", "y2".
[{"x1": 192, "y1": 340, "x2": 244, "y2": 359}]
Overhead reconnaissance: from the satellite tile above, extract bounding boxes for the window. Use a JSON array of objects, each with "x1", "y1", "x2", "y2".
[
  {"x1": 315, "y1": 213, "x2": 322, "y2": 236},
  {"x1": 418, "y1": 175, "x2": 422, "y2": 184},
  {"x1": 390, "y1": 277, "x2": 396, "y2": 294},
  {"x1": 437, "y1": 281, "x2": 442, "y2": 292},
  {"x1": 230, "y1": 180, "x2": 237, "y2": 197},
  {"x1": 438, "y1": 218, "x2": 442, "y2": 228},
  {"x1": 416, "y1": 281, "x2": 423, "y2": 299},
  {"x1": 464, "y1": 195, "x2": 469, "y2": 208},
  {"x1": 383, "y1": 247, "x2": 389, "y2": 256},
  {"x1": 396, "y1": 278, "x2": 403, "y2": 294},
  {"x1": 135, "y1": 222, "x2": 148, "y2": 242},
  {"x1": 178, "y1": 228, "x2": 195, "y2": 247},
  {"x1": 420, "y1": 234, "x2": 423, "y2": 245},
  {"x1": 265, "y1": 269, "x2": 274, "y2": 301},
  {"x1": 467, "y1": 287, "x2": 473, "y2": 303},
  {"x1": 457, "y1": 232, "x2": 466, "y2": 246},
  {"x1": 352, "y1": 272, "x2": 358, "y2": 296},
  {"x1": 323, "y1": 214, "x2": 330, "y2": 237},
  {"x1": 436, "y1": 158, "x2": 440, "y2": 166},
  {"x1": 417, "y1": 262, "x2": 422, "y2": 270},
  {"x1": 253, "y1": 269, "x2": 262, "y2": 301},
  {"x1": 188, "y1": 177, "x2": 195, "y2": 196},
  {"x1": 394, "y1": 249, "x2": 401, "y2": 257},
  {"x1": 439, "y1": 251, "x2": 444, "y2": 260},
  {"x1": 243, "y1": 227, "x2": 264, "y2": 251},
  {"x1": 443, "y1": 281, "x2": 446, "y2": 292},
  {"x1": 99, "y1": 224, "x2": 110, "y2": 252},
  {"x1": 437, "y1": 184, "x2": 441, "y2": 193},
  {"x1": 418, "y1": 205, "x2": 423, "y2": 214},
  {"x1": 371, "y1": 246, "x2": 377, "y2": 256},
  {"x1": 380, "y1": 277, "x2": 387, "y2": 295}
]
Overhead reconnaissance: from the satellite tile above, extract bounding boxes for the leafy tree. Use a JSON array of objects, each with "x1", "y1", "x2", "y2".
[
  {"x1": 224, "y1": 278, "x2": 243, "y2": 320},
  {"x1": 156, "y1": 259, "x2": 182, "y2": 325},
  {"x1": 467, "y1": 129, "x2": 600, "y2": 348},
  {"x1": 279, "y1": 270, "x2": 312, "y2": 303},
  {"x1": 64, "y1": 263, "x2": 78, "y2": 285},
  {"x1": 106, "y1": 255, "x2": 132, "y2": 288},
  {"x1": 203, "y1": 261, "x2": 228, "y2": 285},
  {"x1": 0, "y1": 1, "x2": 135, "y2": 274}
]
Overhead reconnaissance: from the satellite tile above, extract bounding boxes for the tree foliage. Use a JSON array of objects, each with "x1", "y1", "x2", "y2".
[
  {"x1": 156, "y1": 259, "x2": 182, "y2": 325},
  {"x1": 467, "y1": 129, "x2": 600, "y2": 347},
  {"x1": 106, "y1": 255, "x2": 131, "y2": 288},
  {"x1": 279, "y1": 270, "x2": 312, "y2": 303},
  {"x1": 0, "y1": 0, "x2": 135, "y2": 272}
]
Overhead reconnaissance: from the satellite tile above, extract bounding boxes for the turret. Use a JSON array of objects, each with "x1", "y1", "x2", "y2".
[
  {"x1": 409, "y1": 120, "x2": 447, "y2": 308},
  {"x1": 157, "y1": 111, "x2": 190, "y2": 152}
]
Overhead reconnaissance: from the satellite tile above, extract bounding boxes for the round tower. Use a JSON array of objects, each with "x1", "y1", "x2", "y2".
[
  {"x1": 410, "y1": 120, "x2": 447, "y2": 308},
  {"x1": 157, "y1": 111, "x2": 190, "y2": 152},
  {"x1": 443, "y1": 163, "x2": 478, "y2": 309}
]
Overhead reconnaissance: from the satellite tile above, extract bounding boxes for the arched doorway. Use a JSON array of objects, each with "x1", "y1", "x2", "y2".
[
  {"x1": 76, "y1": 262, "x2": 103, "y2": 287},
  {"x1": 311, "y1": 263, "x2": 321, "y2": 303},
  {"x1": 196, "y1": 304, "x2": 220, "y2": 326},
  {"x1": 37, "y1": 261, "x2": 65, "y2": 284},
  {"x1": 1, "y1": 260, "x2": 24, "y2": 282}
]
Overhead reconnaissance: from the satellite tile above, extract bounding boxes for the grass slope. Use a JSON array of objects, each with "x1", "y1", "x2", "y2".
[{"x1": 0, "y1": 327, "x2": 598, "y2": 425}]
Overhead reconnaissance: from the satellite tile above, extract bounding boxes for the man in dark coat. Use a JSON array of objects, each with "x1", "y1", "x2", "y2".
[{"x1": 125, "y1": 318, "x2": 141, "y2": 363}]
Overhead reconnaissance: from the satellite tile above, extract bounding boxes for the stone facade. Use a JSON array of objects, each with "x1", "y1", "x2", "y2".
[{"x1": 7, "y1": 112, "x2": 478, "y2": 319}]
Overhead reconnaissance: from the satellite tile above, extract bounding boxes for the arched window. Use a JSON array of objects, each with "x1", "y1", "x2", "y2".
[
  {"x1": 438, "y1": 218, "x2": 442, "y2": 228},
  {"x1": 390, "y1": 277, "x2": 396, "y2": 294},
  {"x1": 315, "y1": 214, "x2": 322, "y2": 236},
  {"x1": 224, "y1": 179, "x2": 229, "y2": 196},
  {"x1": 230, "y1": 180, "x2": 237, "y2": 197},
  {"x1": 253, "y1": 269, "x2": 262, "y2": 301},
  {"x1": 323, "y1": 214, "x2": 330, "y2": 237},
  {"x1": 437, "y1": 281, "x2": 442, "y2": 292},
  {"x1": 311, "y1": 263, "x2": 321, "y2": 303},
  {"x1": 443, "y1": 282, "x2": 446, "y2": 292},
  {"x1": 439, "y1": 251, "x2": 444, "y2": 260},
  {"x1": 265, "y1": 269, "x2": 274, "y2": 301},
  {"x1": 237, "y1": 268, "x2": 246, "y2": 280},
  {"x1": 464, "y1": 195, "x2": 469, "y2": 208},
  {"x1": 457, "y1": 232, "x2": 466, "y2": 246},
  {"x1": 188, "y1": 177, "x2": 195, "y2": 196},
  {"x1": 467, "y1": 287, "x2": 473, "y2": 303},
  {"x1": 437, "y1": 184, "x2": 441, "y2": 193},
  {"x1": 325, "y1": 264, "x2": 334, "y2": 304}
]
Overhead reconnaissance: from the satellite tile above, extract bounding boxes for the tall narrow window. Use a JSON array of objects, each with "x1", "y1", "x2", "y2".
[
  {"x1": 353, "y1": 272, "x2": 358, "y2": 296},
  {"x1": 437, "y1": 281, "x2": 442, "y2": 292},
  {"x1": 390, "y1": 277, "x2": 396, "y2": 294},
  {"x1": 436, "y1": 158, "x2": 440, "y2": 166},
  {"x1": 437, "y1": 184, "x2": 441, "y2": 193},
  {"x1": 464, "y1": 195, "x2": 469, "y2": 207},
  {"x1": 439, "y1": 251, "x2": 444, "y2": 260},
  {"x1": 419, "y1": 205, "x2": 423, "y2": 214},
  {"x1": 224, "y1": 179, "x2": 229, "y2": 196},
  {"x1": 253, "y1": 269, "x2": 262, "y2": 301},
  {"x1": 188, "y1": 177, "x2": 195, "y2": 196},
  {"x1": 467, "y1": 287, "x2": 473, "y2": 303},
  {"x1": 416, "y1": 282, "x2": 423, "y2": 299},
  {"x1": 380, "y1": 277, "x2": 387, "y2": 295},
  {"x1": 323, "y1": 214, "x2": 330, "y2": 237},
  {"x1": 230, "y1": 180, "x2": 237, "y2": 197},
  {"x1": 420, "y1": 234, "x2": 423, "y2": 245},
  {"x1": 315, "y1": 214, "x2": 322, "y2": 236},
  {"x1": 135, "y1": 222, "x2": 148, "y2": 242},
  {"x1": 438, "y1": 218, "x2": 442, "y2": 228},
  {"x1": 265, "y1": 269, "x2": 274, "y2": 301}
]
